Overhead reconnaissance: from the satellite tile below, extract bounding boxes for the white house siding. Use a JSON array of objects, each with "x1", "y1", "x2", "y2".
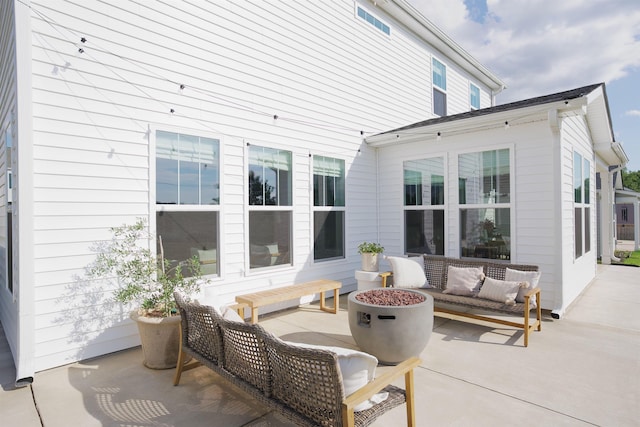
[
  {"x1": 375, "y1": 116, "x2": 564, "y2": 309},
  {"x1": 0, "y1": 0, "x2": 17, "y2": 368},
  {"x1": 557, "y1": 114, "x2": 597, "y2": 313},
  {"x1": 16, "y1": 0, "x2": 499, "y2": 371}
]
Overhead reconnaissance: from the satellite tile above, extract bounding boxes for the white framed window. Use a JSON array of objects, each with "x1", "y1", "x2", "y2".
[
  {"x1": 248, "y1": 145, "x2": 292, "y2": 269},
  {"x1": 155, "y1": 130, "x2": 220, "y2": 276},
  {"x1": 356, "y1": 5, "x2": 391, "y2": 36},
  {"x1": 574, "y1": 152, "x2": 591, "y2": 258},
  {"x1": 458, "y1": 149, "x2": 511, "y2": 260},
  {"x1": 404, "y1": 157, "x2": 446, "y2": 255},
  {"x1": 313, "y1": 155, "x2": 345, "y2": 261},
  {"x1": 470, "y1": 83, "x2": 480, "y2": 110},
  {"x1": 432, "y1": 58, "x2": 447, "y2": 116}
]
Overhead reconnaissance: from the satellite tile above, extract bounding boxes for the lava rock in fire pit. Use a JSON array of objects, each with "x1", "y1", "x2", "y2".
[{"x1": 355, "y1": 289, "x2": 425, "y2": 306}]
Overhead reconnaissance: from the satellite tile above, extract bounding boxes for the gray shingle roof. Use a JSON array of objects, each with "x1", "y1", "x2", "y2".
[{"x1": 374, "y1": 83, "x2": 604, "y2": 136}]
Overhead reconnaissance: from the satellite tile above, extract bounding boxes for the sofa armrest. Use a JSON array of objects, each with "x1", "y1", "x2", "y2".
[
  {"x1": 379, "y1": 271, "x2": 393, "y2": 288},
  {"x1": 523, "y1": 286, "x2": 540, "y2": 298},
  {"x1": 342, "y1": 357, "x2": 421, "y2": 427}
]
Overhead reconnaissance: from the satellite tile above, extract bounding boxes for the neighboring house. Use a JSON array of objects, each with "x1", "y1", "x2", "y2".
[
  {"x1": 0, "y1": 0, "x2": 626, "y2": 383},
  {"x1": 615, "y1": 187, "x2": 640, "y2": 249}
]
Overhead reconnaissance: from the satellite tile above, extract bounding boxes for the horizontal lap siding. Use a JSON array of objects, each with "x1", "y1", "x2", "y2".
[
  {"x1": 559, "y1": 115, "x2": 596, "y2": 310},
  {"x1": 0, "y1": 0, "x2": 16, "y2": 359},
  {"x1": 26, "y1": 0, "x2": 462, "y2": 369}
]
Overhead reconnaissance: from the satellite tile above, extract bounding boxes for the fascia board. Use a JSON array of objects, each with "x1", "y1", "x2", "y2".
[{"x1": 380, "y1": 0, "x2": 506, "y2": 92}]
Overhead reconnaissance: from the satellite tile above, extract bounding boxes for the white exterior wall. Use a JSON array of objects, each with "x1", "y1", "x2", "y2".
[
  {"x1": 375, "y1": 116, "x2": 568, "y2": 310},
  {"x1": 0, "y1": 0, "x2": 17, "y2": 371},
  {"x1": 557, "y1": 114, "x2": 597, "y2": 313},
  {"x1": 13, "y1": 0, "x2": 498, "y2": 371}
]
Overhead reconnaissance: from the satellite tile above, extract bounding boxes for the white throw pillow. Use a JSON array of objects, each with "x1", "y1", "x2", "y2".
[
  {"x1": 443, "y1": 266, "x2": 484, "y2": 296},
  {"x1": 385, "y1": 256, "x2": 429, "y2": 288},
  {"x1": 286, "y1": 342, "x2": 387, "y2": 412},
  {"x1": 505, "y1": 268, "x2": 541, "y2": 308},
  {"x1": 477, "y1": 277, "x2": 525, "y2": 305},
  {"x1": 222, "y1": 305, "x2": 245, "y2": 322}
]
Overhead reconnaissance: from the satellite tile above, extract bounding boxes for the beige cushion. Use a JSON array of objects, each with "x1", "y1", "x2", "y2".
[
  {"x1": 505, "y1": 268, "x2": 541, "y2": 308},
  {"x1": 385, "y1": 256, "x2": 429, "y2": 288},
  {"x1": 443, "y1": 266, "x2": 484, "y2": 296},
  {"x1": 477, "y1": 277, "x2": 525, "y2": 305},
  {"x1": 287, "y1": 342, "x2": 387, "y2": 412}
]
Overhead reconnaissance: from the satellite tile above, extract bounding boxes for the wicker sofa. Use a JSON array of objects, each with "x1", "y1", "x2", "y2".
[
  {"x1": 173, "y1": 292, "x2": 421, "y2": 427},
  {"x1": 380, "y1": 255, "x2": 542, "y2": 347}
]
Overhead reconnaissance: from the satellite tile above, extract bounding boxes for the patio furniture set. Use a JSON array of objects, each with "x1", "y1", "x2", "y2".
[{"x1": 172, "y1": 255, "x2": 542, "y2": 426}]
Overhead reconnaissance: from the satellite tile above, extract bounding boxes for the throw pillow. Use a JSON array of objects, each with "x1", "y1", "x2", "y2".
[
  {"x1": 477, "y1": 277, "x2": 525, "y2": 305},
  {"x1": 505, "y1": 268, "x2": 541, "y2": 308},
  {"x1": 286, "y1": 342, "x2": 387, "y2": 412},
  {"x1": 443, "y1": 266, "x2": 484, "y2": 296},
  {"x1": 385, "y1": 256, "x2": 429, "y2": 288}
]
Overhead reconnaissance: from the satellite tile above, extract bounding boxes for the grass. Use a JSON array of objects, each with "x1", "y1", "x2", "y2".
[{"x1": 613, "y1": 249, "x2": 640, "y2": 267}]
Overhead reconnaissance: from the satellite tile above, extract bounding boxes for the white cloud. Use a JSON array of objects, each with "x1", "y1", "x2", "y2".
[
  {"x1": 408, "y1": 0, "x2": 640, "y2": 103},
  {"x1": 626, "y1": 110, "x2": 640, "y2": 117}
]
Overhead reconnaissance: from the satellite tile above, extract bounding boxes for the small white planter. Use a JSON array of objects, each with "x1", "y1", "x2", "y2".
[{"x1": 360, "y1": 253, "x2": 380, "y2": 272}]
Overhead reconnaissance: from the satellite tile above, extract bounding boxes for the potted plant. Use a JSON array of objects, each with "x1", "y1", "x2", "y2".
[
  {"x1": 89, "y1": 218, "x2": 207, "y2": 369},
  {"x1": 357, "y1": 241, "x2": 385, "y2": 272}
]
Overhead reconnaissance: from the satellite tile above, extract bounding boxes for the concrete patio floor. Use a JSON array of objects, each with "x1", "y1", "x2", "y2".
[{"x1": 1, "y1": 263, "x2": 639, "y2": 426}]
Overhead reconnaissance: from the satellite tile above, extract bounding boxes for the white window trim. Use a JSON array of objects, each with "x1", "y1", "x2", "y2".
[
  {"x1": 150, "y1": 125, "x2": 224, "y2": 278},
  {"x1": 311, "y1": 154, "x2": 347, "y2": 264},
  {"x1": 244, "y1": 142, "x2": 296, "y2": 275},
  {"x1": 354, "y1": 3, "x2": 391, "y2": 37},
  {"x1": 469, "y1": 82, "x2": 480, "y2": 110},
  {"x1": 455, "y1": 145, "x2": 515, "y2": 259}
]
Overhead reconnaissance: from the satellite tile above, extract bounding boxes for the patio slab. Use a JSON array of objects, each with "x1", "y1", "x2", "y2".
[{"x1": 1, "y1": 263, "x2": 639, "y2": 426}]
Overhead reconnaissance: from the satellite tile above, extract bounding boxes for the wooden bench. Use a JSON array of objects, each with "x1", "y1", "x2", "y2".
[{"x1": 235, "y1": 279, "x2": 342, "y2": 323}]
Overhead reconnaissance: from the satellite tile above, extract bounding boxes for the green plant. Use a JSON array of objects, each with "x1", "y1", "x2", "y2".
[
  {"x1": 89, "y1": 218, "x2": 206, "y2": 317},
  {"x1": 357, "y1": 241, "x2": 385, "y2": 254}
]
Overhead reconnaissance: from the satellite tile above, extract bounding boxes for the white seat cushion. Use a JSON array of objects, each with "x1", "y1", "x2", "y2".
[{"x1": 385, "y1": 255, "x2": 429, "y2": 288}]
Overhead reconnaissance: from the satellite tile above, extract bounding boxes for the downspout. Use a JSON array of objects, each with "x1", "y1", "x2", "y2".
[
  {"x1": 548, "y1": 109, "x2": 564, "y2": 319},
  {"x1": 609, "y1": 165, "x2": 624, "y2": 263}
]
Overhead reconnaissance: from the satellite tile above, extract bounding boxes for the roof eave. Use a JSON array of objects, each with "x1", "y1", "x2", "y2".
[{"x1": 378, "y1": 0, "x2": 505, "y2": 93}]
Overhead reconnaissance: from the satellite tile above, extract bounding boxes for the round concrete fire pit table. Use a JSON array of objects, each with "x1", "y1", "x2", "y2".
[{"x1": 348, "y1": 288, "x2": 433, "y2": 365}]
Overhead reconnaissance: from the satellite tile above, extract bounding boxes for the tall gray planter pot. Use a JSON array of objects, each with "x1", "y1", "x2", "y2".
[
  {"x1": 348, "y1": 289, "x2": 433, "y2": 365},
  {"x1": 130, "y1": 311, "x2": 182, "y2": 369}
]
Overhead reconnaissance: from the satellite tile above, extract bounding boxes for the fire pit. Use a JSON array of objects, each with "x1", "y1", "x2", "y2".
[{"x1": 348, "y1": 288, "x2": 433, "y2": 365}]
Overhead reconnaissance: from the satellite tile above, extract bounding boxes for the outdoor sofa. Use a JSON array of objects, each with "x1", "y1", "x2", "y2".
[
  {"x1": 173, "y1": 292, "x2": 421, "y2": 427},
  {"x1": 380, "y1": 254, "x2": 542, "y2": 347}
]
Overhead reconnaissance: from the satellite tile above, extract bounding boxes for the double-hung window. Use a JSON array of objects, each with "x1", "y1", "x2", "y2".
[
  {"x1": 248, "y1": 145, "x2": 292, "y2": 269},
  {"x1": 470, "y1": 83, "x2": 480, "y2": 110},
  {"x1": 432, "y1": 58, "x2": 447, "y2": 116},
  {"x1": 574, "y1": 152, "x2": 591, "y2": 258},
  {"x1": 313, "y1": 155, "x2": 345, "y2": 261},
  {"x1": 459, "y1": 149, "x2": 511, "y2": 259},
  {"x1": 404, "y1": 157, "x2": 445, "y2": 255},
  {"x1": 156, "y1": 130, "x2": 220, "y2": 276}
]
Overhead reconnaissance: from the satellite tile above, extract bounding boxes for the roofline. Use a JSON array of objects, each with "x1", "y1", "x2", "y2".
[{"x1": 377, "y1": 0, "x2": 506, "y2": 93}]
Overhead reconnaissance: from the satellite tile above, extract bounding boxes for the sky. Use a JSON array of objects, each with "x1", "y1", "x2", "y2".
[{"x1": 407, "y1": 0, "x2": 640, "y2": 171}]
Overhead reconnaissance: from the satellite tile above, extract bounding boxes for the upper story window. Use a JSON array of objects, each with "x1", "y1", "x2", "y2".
[
  {"x1": 248, "y1": 145, "x2": 292, "y2": 269},
  {"x1": 574, "y1": 152, "x2": 591, "y2": 258},
  {"x1": 470, "y1": 83, "x2": 480, "y2": 110},
  {"x1": 459, "y1": 149, "x2": 511, "y2": 260},
  {"x1": 404, "y1": 157, "x2": 445, "y2": 255},
  {"x1": 313, "y1": 155, "x2": 345, "y2": 261},
  {"x1": 357, "y1": 6, "x2": 391, "y2": 36},
  {"x1": 432, "y1": 58, "x2": 447, "y2": 116},
  {"x1": 155, "y1": 131, "x2": 220, "y2": 276}
]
